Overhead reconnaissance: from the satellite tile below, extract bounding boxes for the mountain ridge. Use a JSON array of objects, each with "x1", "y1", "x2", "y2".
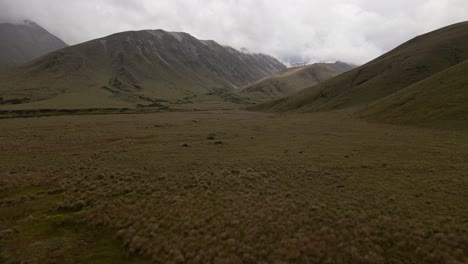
[{"x1": 0, "y1": 29, "x2": 286, "y2": 109}]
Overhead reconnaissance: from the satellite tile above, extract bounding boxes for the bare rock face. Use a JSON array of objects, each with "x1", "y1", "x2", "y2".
[{"x1": 0, "y1": 20, "x2": 68, "y2": 70}]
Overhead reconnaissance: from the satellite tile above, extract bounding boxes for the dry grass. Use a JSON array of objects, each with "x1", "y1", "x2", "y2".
[{"x1": 0, "y1": 110, "x2": 467, "y2": 263}]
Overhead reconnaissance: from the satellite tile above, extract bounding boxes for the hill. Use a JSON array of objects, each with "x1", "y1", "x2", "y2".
[
  {"x1": 360, "y1": 59, "x2": 468, "y2": 128},
  {"x1": 0, "y1": 29, "x2": 285, "y2": 109},
  {"x1": 254, "y1": 21, "x2": 468, "y2": 114},
  {"x1": 239, "y1": 62, "x2": 355, "y2": 102},
  {"x1": 0, "y1": 20, "x2": 67, "y2": 70}
]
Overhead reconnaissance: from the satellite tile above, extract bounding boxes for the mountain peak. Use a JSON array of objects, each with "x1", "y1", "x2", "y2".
[
  {"x1": 0, "y1": 20, "x2": 68, "y2": 69},
  {"x1": 22, "y1": 20, "x2": 41, "y2": 28}
]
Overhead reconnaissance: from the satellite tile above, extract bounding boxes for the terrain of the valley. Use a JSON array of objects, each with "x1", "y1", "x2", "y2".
[
  {"x1": 0, "y1": 20, "x2": 467, "y2": 264},
  {"x1": 1, "y1": 110, "x2": 467, "y2": 263}
]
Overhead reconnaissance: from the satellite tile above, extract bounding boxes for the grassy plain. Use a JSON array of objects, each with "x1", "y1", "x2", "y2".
[{"x1": 0, "y1": 110, "x2": 467, "y2": 263}]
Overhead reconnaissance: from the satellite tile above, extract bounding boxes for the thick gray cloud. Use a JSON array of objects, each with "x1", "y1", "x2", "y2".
[{"x1": 1, "y1": 0, "x2": 467, "y2": 64}]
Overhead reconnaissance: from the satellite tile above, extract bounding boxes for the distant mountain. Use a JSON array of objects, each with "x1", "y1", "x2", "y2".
[
  {"x1": 315, "y1": 61, "x2": 356, "y2": 75},
  {"x1": 0, "y1": 29, "x2": 286, "y2": 109},
  {"x1": 253, "y1": 21, "x2": 468, "y2": 127},
  {"x1": 240, "y1": 62, "x2": 355, "y2": 102},
  {"x1": 0, "y1": 20, "x2": 67, "y2": 70},
  {"x1": 279, "y1": 55, "x2": 313, "y2": 67}
]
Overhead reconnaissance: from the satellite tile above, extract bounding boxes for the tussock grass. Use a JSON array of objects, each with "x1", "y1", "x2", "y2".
[{"x1": 0, "y1": 110, "x2": 467, "y2": 263}]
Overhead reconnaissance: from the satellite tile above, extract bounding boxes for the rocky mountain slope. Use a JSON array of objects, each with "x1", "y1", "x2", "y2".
[
  {"x1": 240, "y1": 62, "x2": 355, "y2": 102},
  {"x1": 0, "y1": 29, "x2": 285, "y2": 109},
  {"x1": 0, "y1": 20, "x2": 67, "y2": 70},
  {"x1": 254, "y1": 21, "x2": 468, "y2": 126}
]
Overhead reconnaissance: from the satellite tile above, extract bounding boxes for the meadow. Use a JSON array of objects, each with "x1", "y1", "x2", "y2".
[{"x1": 1, "y1": 110, "x2": 467, "y2": 263}]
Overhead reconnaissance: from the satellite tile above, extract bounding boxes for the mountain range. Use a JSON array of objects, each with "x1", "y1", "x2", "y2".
[{"x1": 0, "y1": 20, "x2": 467, "y2": 128}]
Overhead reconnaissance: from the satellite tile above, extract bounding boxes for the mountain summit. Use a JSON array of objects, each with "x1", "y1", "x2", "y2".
[{"x1": 0, "y1": 20, "x2": 68, "y2": 69}]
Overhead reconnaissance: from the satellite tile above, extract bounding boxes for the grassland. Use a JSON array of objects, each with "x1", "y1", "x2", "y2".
[{"x1": 1, "y1": 110, "x2": 467, "y2": 263}]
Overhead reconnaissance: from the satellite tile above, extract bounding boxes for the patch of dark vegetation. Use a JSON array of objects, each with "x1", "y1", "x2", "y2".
[
  {"x1": 136, "y1": 96, "x2": 169, "y2": 109},
  {"x1": 108, "y1": 77, "x2": 143, "y2": 93},
  {"x1": 0, "y1": 228, "x2": 19, "y2": 239},
  {"x1": 137, "y1": 103, "x2": 168, "y2": 108},
  {"x1": 0, "y1": 108, "x2": 139, "y2": 119},
  {"x1": 208, "y1": 88, "x2": 252, "y2": 104},
  {"x1": 319, "y1": 91, "x2": 328, "y2": 99},
  {"x1": 57, "y1": 200, "x2": 89, "y2": 213},
  {"x1": 109, "y1": 78, "x2": 125, "y2": 90},
  {"x1": 0, "y1": 98, "x2": 31, "y2": 105},
  {"x1": 101, "y1": 86, "x2": 120, "y2": 94},
  {"x1": 356, "y1": 79, "x2": 369, "y2": 86},
  {"x1": 137, "y1": 95, "x2": 167, "y2": 103},
  {"x1": 176, "y1": 98, "x2": 195, "y2": 104}
]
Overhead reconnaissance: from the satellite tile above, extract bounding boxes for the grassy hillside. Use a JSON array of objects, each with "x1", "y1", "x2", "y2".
[
  {"x1": 0, "y1": 30, "x2": 285, "y2": 110},
  {"x1": 253, "y1": 21, "x2": 468, "y2": 113},
  {"x1": 360, "y1": 59, "x2": 468, "y2": 128},
  {"x1": 239, "y1": 62, "x2": 354, "y2": 102}
]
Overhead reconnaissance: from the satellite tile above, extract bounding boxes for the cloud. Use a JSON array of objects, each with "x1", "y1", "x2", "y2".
[{"x1": 1, "y1": 0, "x2": 467, "y2": 64}]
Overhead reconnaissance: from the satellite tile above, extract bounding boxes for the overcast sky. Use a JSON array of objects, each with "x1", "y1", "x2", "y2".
[{"x1": 1, "y1": 0, "x2": 467, "y2": 65}]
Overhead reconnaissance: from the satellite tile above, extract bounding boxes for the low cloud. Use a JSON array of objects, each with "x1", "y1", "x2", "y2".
[{"x1": 1, "y1": 0, "x2": 467, "y2": 64}]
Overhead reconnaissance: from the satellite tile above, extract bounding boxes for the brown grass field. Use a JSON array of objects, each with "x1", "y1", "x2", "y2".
[{"x1": 0, "y1": 110, "x2": 467, "y2": 263}]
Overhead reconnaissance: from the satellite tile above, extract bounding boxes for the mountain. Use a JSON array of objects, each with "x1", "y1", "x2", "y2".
[
  {"x1": 315, "y1": 61, "x2": 356, "y2": 75},
  {"x1": 239, "y1": 62, "x2": 355, "y2": 102},
  {"x1": 0, "y1": 20, "x2": 68, "y2": 70},
  {"x1": 279, "y1": 55, "x2": 312, "y2": 67},
  {"x1": 360, "y1": 59, "x2": 468, "y2": 128},
  {"x1": 253, "y1": 21, "x2": 468, "y2": 118},
  {"x1": 0, "y1": 29, "x2": 286, "y2": 109}
]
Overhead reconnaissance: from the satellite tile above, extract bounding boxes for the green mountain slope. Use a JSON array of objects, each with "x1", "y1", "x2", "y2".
[
  {"x1": 254, "y1": 21, "x2": 468, "y2": 113},
  {"x1": 0, "y1": 30, "x2": 285, "y2": 109},
  {"x1": 239, "y1": 62, "x2": 354, "y2": 102},
  {"x1": 0, "y1": 20, "x2": 67, "y2": 70},
  {"x1": 360, "y1": 59, "x2": 468, "y2": 128}
]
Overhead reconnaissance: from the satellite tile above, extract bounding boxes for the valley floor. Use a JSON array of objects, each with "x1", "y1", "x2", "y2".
[{"x1": 0, "y1": 110, "x2": 467, "y2": 263}]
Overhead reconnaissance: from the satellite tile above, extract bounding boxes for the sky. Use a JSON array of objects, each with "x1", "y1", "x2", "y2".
[{"x1": 1, "y1": 0, "x2": 467, "y2": 65}]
